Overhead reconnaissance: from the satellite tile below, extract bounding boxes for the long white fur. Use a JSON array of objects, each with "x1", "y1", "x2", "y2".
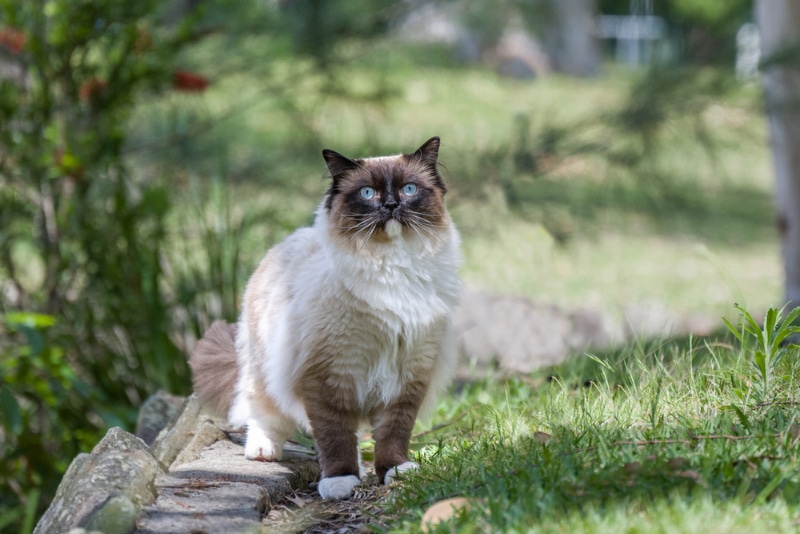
[{"x1": 229, "y1": 199, "x2": 462, "y2": 460}]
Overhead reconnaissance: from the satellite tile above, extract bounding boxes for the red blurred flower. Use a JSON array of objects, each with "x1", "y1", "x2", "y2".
[
  {"x1": 79, "y1": 78, "x2": 107, "y2": 102},
  {"x1": 0, "y1": 27, "x2": 25, "y2": 54},
  {"x1": 172, "y1": 70, "x2": 209, "y2": 92}
]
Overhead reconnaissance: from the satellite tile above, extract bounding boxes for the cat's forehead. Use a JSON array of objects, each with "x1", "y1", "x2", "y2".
[{"x1": 355, "y1": 155, "x2": 423, "y2": 182}]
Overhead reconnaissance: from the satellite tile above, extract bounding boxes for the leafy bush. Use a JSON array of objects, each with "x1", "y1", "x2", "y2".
[
  {"x1": 0, "y1": 0, "x2": 203, "y2": 528},
  {"x1": 0, "y1": 314, "x2": 97, "y2": 532}
]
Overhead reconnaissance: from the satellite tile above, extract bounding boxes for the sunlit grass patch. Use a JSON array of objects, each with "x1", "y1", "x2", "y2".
[{"x1": 385, "y1": 318, "x2": 800, "y2": 533}]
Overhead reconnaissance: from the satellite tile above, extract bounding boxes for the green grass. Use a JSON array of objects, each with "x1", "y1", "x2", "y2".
[
  {"x1": 127, "y1": 37, "x2": 780, "y2": 321},
  {"x1": 122, "y1": 37, "x2": 790, "y2": 531},
  {"x1": 380, "y1": 308, "x2": 800, "y2": 532}
]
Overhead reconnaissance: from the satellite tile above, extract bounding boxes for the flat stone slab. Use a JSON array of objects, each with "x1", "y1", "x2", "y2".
[
  {"x1": 135, "y1": 481, "x2": 268, "y2": 533},
  {"x1": 135, "y1": 439, "x2": 319, "y2": 533}
]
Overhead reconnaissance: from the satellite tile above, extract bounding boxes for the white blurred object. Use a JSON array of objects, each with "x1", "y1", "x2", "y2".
[{"x1": 736, "y1": 22, "x2": 760, "y2": 80}]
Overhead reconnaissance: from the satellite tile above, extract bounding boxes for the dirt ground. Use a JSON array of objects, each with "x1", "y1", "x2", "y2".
[{"x1": 263, "y1": 471, "x2": 395, "y2": 533}]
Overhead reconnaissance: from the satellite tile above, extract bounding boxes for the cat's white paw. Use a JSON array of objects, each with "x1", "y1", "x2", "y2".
[
  {"x1": 318, "y1": 475, "x2": 361, "y2": 500},
  {"x1": 245, "y1": 437, "x2": 282, "y2": 461},
  {"x1": 244, "y1": 425, "x2": 283, "y2": 461},
  {"x1": 383, "y1": 461, "x2": 419, "y2": 485}
]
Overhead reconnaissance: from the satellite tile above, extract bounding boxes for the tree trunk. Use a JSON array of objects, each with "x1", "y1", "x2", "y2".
[
  {"x1": 756, "y1": 0, "x2": 800, "y2": 308},
  {"x1": 544, "y1": 0, "x2": 600, "y2": 77}
]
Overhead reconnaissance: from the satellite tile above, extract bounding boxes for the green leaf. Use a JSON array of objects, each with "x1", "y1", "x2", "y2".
[
  {"x1": 765, "y1": 307, "x2": 779, "y2": 344},
  {"x1": 0, "y1": 508, "x2": 24, "y2": 531},
  {"x1": 773, "y1": 325, "x2": 800, "y2": 348},
  {"x1": 782, "y1": 305, "x2": 800, "y2": 328},
  {"x1": 21, "y1": 489, "x2": 40, "y2": 534},
  {"x1": 753, "y1": 350, "x2": 768, "y2": 379},
  {"x1": 5, "y1": 312, "x2": 56, "y2": 328},
  {"x1": 4, "y1": 312, "x2": 56, "y2": 329},
  {"x1": 735, "y1": 303, "x2": 763, "y2": 345},
  {"x1": 722, "y1": 316, "x2": 745, "y2": 344},
  {"x1": 771, "y1": 348, "x2": 788, "y2": 371},
  {"x1": 726, "y1": 404, "x2": 752, "y2": 432},
  {"x1": 0, "y1": 386, "x2": 22, "y2": 435}
]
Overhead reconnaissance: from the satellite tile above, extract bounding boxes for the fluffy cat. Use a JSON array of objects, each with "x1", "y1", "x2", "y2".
[{"x1": 190, "y1": 137, "x2": 462, "y2": 500}]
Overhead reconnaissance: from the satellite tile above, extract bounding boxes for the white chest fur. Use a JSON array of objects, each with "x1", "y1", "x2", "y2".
[{"x1": 308, "y1": 227, "x2": 460, "y2": 408}]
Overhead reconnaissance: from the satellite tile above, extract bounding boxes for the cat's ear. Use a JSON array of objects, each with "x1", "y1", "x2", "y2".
[
  {"x1": 410, "y1": 136, "x2": 446, "y2": 193},
  {"x1": 322, "y1": 149, "x2": 360, "y2": 183},
  {"x1": 410, "y1": 137, "x2": 440, "y2": 170}
]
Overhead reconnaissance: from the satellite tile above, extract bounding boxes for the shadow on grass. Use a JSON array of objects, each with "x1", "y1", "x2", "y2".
[
  {"x1": 535, "y1": 326, "x2": 738, "y2": 389},
  {"x1": 500, "y1": 173, "x2": 776, "y2": 247},
  {"x1": 403, "y1": 329, "x2": 800, "y2": 531}
]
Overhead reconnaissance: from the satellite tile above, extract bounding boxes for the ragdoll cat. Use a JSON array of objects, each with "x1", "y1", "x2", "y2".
[{"x1": 190, "y1": 137, "x2": 462, "y2": 500}]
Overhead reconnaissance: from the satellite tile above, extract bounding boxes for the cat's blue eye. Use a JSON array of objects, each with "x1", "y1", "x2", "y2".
[
  {"x1": 360, "y1": 187, "x2": 376, "y2": 199},
  {"x1": 402, "y1": 183, "x2": 417, "y2": 196}
]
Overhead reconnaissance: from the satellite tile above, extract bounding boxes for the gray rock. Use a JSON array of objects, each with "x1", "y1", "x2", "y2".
[
  {"x1": 567, "y1": 308, "x2": 625, "y2": 352},
  {"x1": 83, "y1": 494, "x2": 138, "y2": 534},
  {"x1": 169, "y1": 419, "x2": 227, "y2": 469},
  {"x1": 492, "y1": 29, "x2": 551, "y2": 79},
  {"x1": 135, "y1": 391, "x2": 186, "y2": 446},
  {"x1": 92, "y1": 426, "x2": 149, "y2": 456},
  {"x1": 39, "y1": 396, "x2": 317, "y2": 534},
  {"x1": 135, "y1": 482, "x2": 268, "y2": 534},
  {"x1": 455, "y1": 290, "x2": 576, "y2": 374},
  {"x1": 150, "y1": 394, "x2": 207, "y2": 467},
  {"x1": 169, "y1": 440, "x2": 318, "y2": 494},
  {"x1": 34, "y1": 427, "x2": 165, "y2": 534},
  {"x1": 135, "y1": 440, "x2": 319, "y2": 533},
  {"x1": 453, "y1": 289, "x2": 715, "y2": 376},
  {"x1": 498, "y1": 58, "x2": 538, "y2": 79}
]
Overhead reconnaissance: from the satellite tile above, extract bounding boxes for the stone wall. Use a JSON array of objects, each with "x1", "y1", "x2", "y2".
[{"x1": 35, "y1": 395, "x2": 319, "y2": 534}]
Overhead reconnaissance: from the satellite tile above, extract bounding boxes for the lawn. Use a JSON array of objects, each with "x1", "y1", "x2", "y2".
[
  {"x1": 379, "y1": 307, "x2": 800, "y2": 532},
  {"x1": 124, "y1": 35, "x2": 791, "y2": 532}
]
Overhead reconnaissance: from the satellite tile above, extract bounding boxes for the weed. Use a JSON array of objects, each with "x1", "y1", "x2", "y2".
[{"x1": 723, "y1": 304, "x2": 800, "y2": 403}]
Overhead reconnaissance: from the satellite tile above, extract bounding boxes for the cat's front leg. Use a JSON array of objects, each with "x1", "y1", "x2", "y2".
[
  {"x1": 372, "y1": 378, "x2": 428, "y2": 485},
  {"x1": 301, "y1": 385, "x2": 362, "y2": 500},
  {"x1": 244, "y1": 417, "x2": 288, "y2": 461}
]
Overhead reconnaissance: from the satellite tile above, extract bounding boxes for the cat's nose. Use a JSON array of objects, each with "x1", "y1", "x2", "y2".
[{"x1": 384, "y1": 197, "x2": 399, "y2": 210}]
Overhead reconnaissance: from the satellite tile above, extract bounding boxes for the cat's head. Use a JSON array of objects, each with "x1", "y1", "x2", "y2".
[{"x1": 321, "y1": 137, "x2": 450, "y2": 250}]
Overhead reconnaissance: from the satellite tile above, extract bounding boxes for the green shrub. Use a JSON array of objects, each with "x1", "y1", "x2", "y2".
[{"x1": 0, "y1": 0, "x2": 200, "y2": 528}]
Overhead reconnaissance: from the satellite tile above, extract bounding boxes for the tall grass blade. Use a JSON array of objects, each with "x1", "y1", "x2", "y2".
[
  {"x1": 722, "y1": 316, "x2": 745, "y2": 345},
  {"x1": 752, "y1": 469, "x2": 791, "y2": 507}
]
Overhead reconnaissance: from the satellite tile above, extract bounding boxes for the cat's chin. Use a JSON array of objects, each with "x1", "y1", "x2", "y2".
[{"x1": 384, "y1": 219, "x2": 402, "y2": 239}]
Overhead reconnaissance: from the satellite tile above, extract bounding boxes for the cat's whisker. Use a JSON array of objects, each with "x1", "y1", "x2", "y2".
[{"x1": 403, "y1": 213, "x2": 438, "y2": 239}]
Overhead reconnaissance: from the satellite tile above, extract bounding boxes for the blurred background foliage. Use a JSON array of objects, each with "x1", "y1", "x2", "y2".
[
  {"x1": 0, "y1": 0, "x2": 776, "y2": 530},
  {"x1": 600, "y1": 0, "x2": 752, "y2": 64}
]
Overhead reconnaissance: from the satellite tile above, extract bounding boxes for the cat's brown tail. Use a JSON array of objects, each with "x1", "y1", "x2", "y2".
[{"x1": 189, "y1": 320, "x2": 239, "y2": 418}]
